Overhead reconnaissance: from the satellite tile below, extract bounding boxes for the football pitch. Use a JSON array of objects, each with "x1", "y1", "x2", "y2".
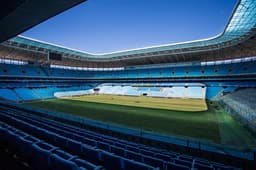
[{"x1": 26, "y1": 95, "x2": 256, "y2": 148}]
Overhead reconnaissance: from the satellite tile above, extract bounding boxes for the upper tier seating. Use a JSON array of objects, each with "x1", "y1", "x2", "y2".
[{"x1": 0, "y1": 60, "x2": 255, "y2": 79}]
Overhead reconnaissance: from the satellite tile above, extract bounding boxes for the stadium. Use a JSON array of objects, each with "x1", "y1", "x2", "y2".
[{"x1": 0, "y1": 0, "x2": 256, "y2": 169}]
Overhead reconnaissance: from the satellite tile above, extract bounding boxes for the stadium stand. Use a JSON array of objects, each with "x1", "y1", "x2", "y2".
[
  {"x1": 0, "y1": 0, "x2": 256, "y2": 169},
  {"x1": 220, "y1": 88, "x2": 256, "y2": 133},
  {"x1": 87, "y1": 84, "x2": 206, "y2": 99},
  {"x1": 0, "y1": 102, "x2": 245, "y2": 170},
  {"x1": 0, "y1": 85, "x2": 94, "y2": 102},
  {"x1": 0, "y1": 60, "x2": 255, "y2": 101},
  {"x1": 14, "y1": 88, "x2": 40, "y2": 101},
  {"x1": 0, "y1": 88, "x2": 20, "y2": 101},
  {"x1": 0, "y1": 60, "x2": 256, "y2": 79}
]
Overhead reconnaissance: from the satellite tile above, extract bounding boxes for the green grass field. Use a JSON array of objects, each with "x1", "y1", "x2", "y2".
[
  {"x1": 61, "y1": 95, "x2": 208, "y2": 111},
  {"x1": 26, "y1": 95, "x2": 256, "y2": 148}
]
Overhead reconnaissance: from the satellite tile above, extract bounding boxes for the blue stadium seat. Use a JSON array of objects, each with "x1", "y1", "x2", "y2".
[
  {"x1": 73, "y1": 158, "x2": 101, "y2": 170},
  {"x1": 140, "y1": 149, "x2": 156, "y2": 157},
  {"x1": 142, "y1": 155, "x2": 165, "y2": 169},
  {"x1": 110, "y1": 145, "x2": 125, "y2": 157},
  {"x1": 100, "y1": 151, "x2": 123, "y2": 170},
  {"x1": 166, "y1": 162, "x2": 190, "y2": 170},
  {"x1": 125, "y1": 150, "x2": 142, "y2": 162},
  {"x1": 123, "y1": 158, "x2": 156, "y2": 170},
  {"x1": 126, "y1": 145, "x2": 138, "y2": 153},
  {"x1": 18, "y1": 135, "x2": 40, "y2": 160},
  {"x1": 30, "y1": 143, "x2": 54, "y2": 170},
  {"x1": 97, "y1": 141, "x2": 110, "y2": 152},
  {"x1": 155, "y1": 153, "x2": 173, "y2": 162},
  {"x1": 178, "y1": 155, "x2": 193, "y2": 162},
  {"x1": 193, "y1": 162, "x2": 214, "y2": 170},
  {"x1": 53, "y1": 134, "x2": 69, "y2": 149},
  {"x1": 80, "y1": 144, "x2": 100, "y2": 164},
  {"x1": 66, "y1": 138, "x2": 83, "y2": 154},
  {"x1": 49, "y1": 153, "x2": 79, "y2": 170},
  {"x1": 174, "y1": 158, "x2": 192, "y2": 168},
  {"x1": 83, "y1": 137, "x2": 97, "y2": 146}
]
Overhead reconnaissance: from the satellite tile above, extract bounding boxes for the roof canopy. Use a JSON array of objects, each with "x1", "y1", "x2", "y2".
[
  {"x1": 3, "y1": 0, "x2": 256, "y2": 67},
  {"x1": 0, "y1": 0, "x2": 86, "y2": 43}
]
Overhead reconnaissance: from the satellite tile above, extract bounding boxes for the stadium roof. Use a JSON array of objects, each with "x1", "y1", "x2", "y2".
[
  {"x1": 0, "y1": 0, "x2": 86, "y2": 43},
  {"x1": 2, "y1": 0, "x2": 256, "y2": 67}
]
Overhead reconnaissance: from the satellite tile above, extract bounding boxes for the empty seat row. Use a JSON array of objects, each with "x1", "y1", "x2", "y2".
[
  {"x1": 0, "y1": 112, "x2": 158, "y2": 170},
  {"x1": 1, "y1": 60, "x2": 256, "y2": 79},
  {"x1": 5, "y1": 110, "x2": 225, "y2": 170},
  {"x1": 2, "y1": 107, "x2": 182, "y2": 167},
  {"x1": 0, "y1": 106, "x2": 239, "y2": 170},
  {"x1": 0, "y1": 121, "x2": 101, "y2": 170}
]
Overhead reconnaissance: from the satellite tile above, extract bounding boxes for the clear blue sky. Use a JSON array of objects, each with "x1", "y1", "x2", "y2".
[{"x1": 22, "y1": 0, "x2": 237, "y2": 54}]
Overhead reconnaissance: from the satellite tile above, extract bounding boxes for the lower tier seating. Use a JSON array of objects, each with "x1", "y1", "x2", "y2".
[
  {"x1": 0, "y1": 85, "x2": 92, "y2": 102},
  {"x1": 0, "y1": 104, "x2": 241, "y2": 170},
  {"x1": 221, "y1": 88, "x2": 256, "y2": 133}
]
